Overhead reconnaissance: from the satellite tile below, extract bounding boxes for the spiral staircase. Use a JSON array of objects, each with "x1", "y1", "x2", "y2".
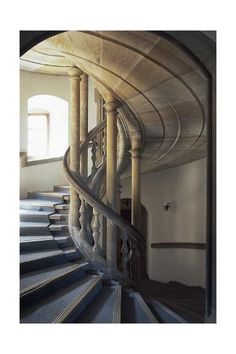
[
  {"x1": 21, "y1": 95, "x2": 208, "y2": 325},
  {"x1": 20, "y1": 108, "x2": 163, "y2": 323},
  {"x1": 19, "y1": 30, "x2": 213, "y2": 323}
]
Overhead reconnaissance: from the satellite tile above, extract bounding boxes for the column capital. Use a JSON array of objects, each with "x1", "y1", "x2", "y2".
[
  {"x1": 103, "y1": 93, "x2": 120, "y2": 113},
  {"x1": 129, "y1": 148, "x2": 141, "y2": 159},
  {"x1": 68, "y1": 66, "x2": 83, "y2": 78},
  {"x1": 130, "y1": 135, "x2": 142, "y2": 158}
]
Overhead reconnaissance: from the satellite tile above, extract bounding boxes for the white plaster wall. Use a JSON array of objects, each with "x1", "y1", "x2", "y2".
[
  {"x1": 20, "y1": 70, "x2": 97, "y2": 198},
  {"x1": 20, "y1": 160, "x2": 67, "y2": 197},
  {"x1": 121, "y1": 158, "x2": 207, "y2": 287}
]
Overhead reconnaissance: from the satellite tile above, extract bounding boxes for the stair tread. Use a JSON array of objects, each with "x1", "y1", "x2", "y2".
[
  {"x1": 20, "y1": 274, "x2": 101, "y2": 323},
  {"x1": 122, "y1": 289, "x2": 158, "y2": 323},
  {"x1": 50, "y1": 224, "x2": 68, "y2": 230},
  {"x1": 64, "y1": 248, "x2": 79, "y2": 254},
  {"x1": 30, "y1": 191, "x2": 69, "y2": 199},
  {"x1": 53, "y1": 236, "x2": 69, "y2": 242},
  {"x1": 76, "y1": 285, "x2": 120, "y2": 323},
  {"x1": 147, "y1": 298, "x2": 187, "y2": 323},
  {"x1": 20, "y1": 260, "x2": 88, "y2": 292},
  {"x1": 54, "y1": 185, "x2": 69, "y2": 189},
  {"x1": 49, "y1": 213, "x2": 68, "y2": 219},
  {"x1": 20, "y1": 249, "x2": 64, "y2": 263},
  {"x1": 53, "y1": 235, "x2": 68, "y2": 239},
  {"x1": 20, "y1": 236, "x2": 54, "y2": 242},
  {"x1": 20, "y1": 210, "x2": 50, "y2": 215},
  {"x1": 32, "y1": 191, "x2": 69, "y2": 195},
  {"x1": 55, "y1": 203, "x2": 69, "y2": 209},
  {"x1": 55, "y1": 204, "x2": 69, "y2": 209},
  {"x1": 20, "y1": 222, "x2": 50, "y2": 227},
  {"x1": 20, "y1": 199, "x2": 56, "y2": 206}
]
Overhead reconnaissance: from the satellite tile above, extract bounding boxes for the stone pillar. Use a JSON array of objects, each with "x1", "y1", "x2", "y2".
[
  {"x1": 117, "y1": 182, "x2": 122, "y2": 265},
  {"x1": 130, "y1": 136, "x2": 142, "y2": 231},
  {"x1": 130, "y1": 136, "x2": 142, "y2": 284},
  {"x1": 80, "y1": 73, "x2": 88, "y2": 179},
  {"x1": 116, "y1": 182, "x2": 122, "y2": 215},
  {"x1": 68, "y1": 67, "x2": 83, "y2": 227},
  {"x1": 104, "y1": 94, "x2": 119, "y2": 272}
]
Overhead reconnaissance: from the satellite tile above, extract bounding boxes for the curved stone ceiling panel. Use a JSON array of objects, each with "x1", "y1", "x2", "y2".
[{"x1": 20, "y1": 31, "x2": 208, "y2": 174}]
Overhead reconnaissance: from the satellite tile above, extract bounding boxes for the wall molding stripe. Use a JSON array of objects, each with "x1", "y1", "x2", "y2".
[{"x1": 151, "y1": 242, "x2": 206, "y2": 250}]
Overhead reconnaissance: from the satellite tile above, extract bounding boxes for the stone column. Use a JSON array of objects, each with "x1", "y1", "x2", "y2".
[
  {"x1": 130, "y1": 136, "x2": 142, "y2": 284},
  {"x1": 80, "y1": 73, "x2": 88, "y2": 179},
  {"x1": 117, "y1": 182, "x2": 122, "y2": 266},
  {"x1": 130, "y1": 136, "x2": 142, "y2": 231},
  {"x1": 116, "y1": 182, "x2": 122, "y2": 215},
  {"x1": 104, "y1": 94, "x2": 119, "y2": 272},
  {"x1": 68, "y1": 67, "x2": 83, "y2": 227}
]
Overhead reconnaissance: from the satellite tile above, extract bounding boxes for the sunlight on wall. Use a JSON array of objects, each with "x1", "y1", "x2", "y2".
[{"x1": 28, "y1": 95, "x2": 68, "y2": 158}]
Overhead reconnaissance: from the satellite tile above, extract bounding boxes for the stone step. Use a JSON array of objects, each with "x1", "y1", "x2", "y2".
[
  {"x1": 146, "y1": 298, "x2": 187, "y2": 323},
  {"x1": 49, "y1": 213, "x2": 68, "y2": 222},
  {"x1": 20, "y1": 249, "x2": 67, "y2": 274},
  {"x1": 28, "y1": 191, "x2": 69, "y2": 203},
  {"x1": 20, "y1": 261, "x2": 90, "y2": 307},
  {"x1": 20, "y1": 222, "x2": 51, "y2": 236},
  {"x1": 64, "y1": 247, "x2": 81, "y2": 261},
  {"x1": 55, "y1": 203, "x2": 69, "y2": 212},
  {"x1": 121, "y1": 289, "x2": 158, "y2": 323},
  {"x1": 49, "y1": 224, "x2": 69, "y2": 233},
  {"x1": 54, "y1": 185, "x2": 70, "y2": 193},
  {"x1": 20, "y1": 274, "x2": 103, "y2": 323},
  {"x1": 20, "y1": 236, "x2": 58, "y2": 252},
  {"x1": 53, "y1": 235, "x2": 72, "y2": 247},
  {"x1": 20, "y1": 210, "x2": 51, "y2": 223},
  {"x1": 76, "y1": 284, "x2": 121, "y2": 323},
  {"x1": 20, "y1": 199, "x2": 56, "y2": 212}
]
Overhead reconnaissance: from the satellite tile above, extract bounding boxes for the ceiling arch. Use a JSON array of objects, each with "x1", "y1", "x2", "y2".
[{"x1": 20, "y1": 30, "x2": 209, "y2": 174}]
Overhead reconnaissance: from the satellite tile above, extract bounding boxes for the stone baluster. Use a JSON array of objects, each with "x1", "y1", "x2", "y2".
[
  {"x1": 120, "y1": 231, "x2": 130, "y2": 278},
  {"x1": 77, "y1": 198, "x2": 93, "y2": 245},
  {"x1": 101, "y1": 127, "x2": 106, "y2": 164},
  {"x1": 130, "y1": 240, "x2": 141, "y2": 283},
  {"x1": 92, "y1": 208, "x2": 103, "y2": 256},
  {"x1": 91, "y1": 137, "x2": 97, "y2": 175},
  {"x1": 78, "y1": 199, "x2": 88, "y2": 242}
]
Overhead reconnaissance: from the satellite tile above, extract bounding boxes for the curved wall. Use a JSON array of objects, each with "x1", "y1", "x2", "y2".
[
  {"x1": 121, "y1": 158, "x2": 207, "y2": 287},
  {"x1": 20, "y1": 70, "x2": 97, "y2": 197}
]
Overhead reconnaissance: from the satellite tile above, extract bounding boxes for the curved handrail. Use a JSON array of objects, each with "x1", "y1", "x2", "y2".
[
  {"x1": 81, "y1": 119, "x2": 106, "y2": 154},
  {"x1": 63, "y1": 116, "x2": 144, "y2": 280},
  {"x1": 64, "y1": 148, "x2": 144, "y2": 247}
]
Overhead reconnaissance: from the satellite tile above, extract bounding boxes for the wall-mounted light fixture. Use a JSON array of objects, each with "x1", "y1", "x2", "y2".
[{"x1": 162, "y1": 201, "x2": 175, "y2": 211}]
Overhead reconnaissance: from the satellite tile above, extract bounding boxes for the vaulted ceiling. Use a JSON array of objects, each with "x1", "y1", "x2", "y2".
[{"x1": 20, "y1": 31, "x2": 208, "y2": 174}]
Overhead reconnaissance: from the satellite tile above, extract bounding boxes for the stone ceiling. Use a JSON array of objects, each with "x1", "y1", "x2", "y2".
[{"x1": 20, "y1": 31, "x2": 208, "y2": 174}]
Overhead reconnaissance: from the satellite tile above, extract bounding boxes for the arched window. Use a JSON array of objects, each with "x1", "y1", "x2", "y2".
[{"x1": 27, "y1": 95, "x2": 68, "y2": 162}]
